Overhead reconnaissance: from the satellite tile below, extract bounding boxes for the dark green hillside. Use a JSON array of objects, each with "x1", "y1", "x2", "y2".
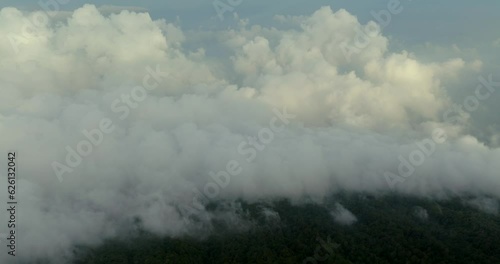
[{"x1": 71, "y1": 194, "x2": 500, "y2": 264}]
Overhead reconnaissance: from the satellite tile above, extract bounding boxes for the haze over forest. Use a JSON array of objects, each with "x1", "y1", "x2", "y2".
[{"x1": 0, "y1": 1, "x2": 499, "y2": 263}]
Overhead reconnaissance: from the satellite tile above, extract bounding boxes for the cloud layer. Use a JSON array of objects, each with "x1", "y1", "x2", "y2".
[{"x1": 0, "y1": 5, "x2": 498, "y2": 263}]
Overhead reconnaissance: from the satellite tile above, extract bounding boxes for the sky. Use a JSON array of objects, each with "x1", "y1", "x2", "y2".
[
  {"x1": 3, "y1": 0, "x2": 500, "y2": 41},
  {"x1": 0, "y1": 1, "x2": 499, "y2": 263}
]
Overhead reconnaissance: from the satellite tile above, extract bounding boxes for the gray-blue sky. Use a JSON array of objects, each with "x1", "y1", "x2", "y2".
[{"x1": 3, "y1": 0, "x2": 499, "y2": 43}]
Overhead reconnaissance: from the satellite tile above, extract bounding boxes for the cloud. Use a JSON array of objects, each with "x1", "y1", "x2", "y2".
[
  {"x1": 261, "y1": 207, "x2": 280, "y2": 223},
  {"x1": 331, "y1": 203, "x2": 357, "y2": 225},
  {"x1": 413, "y1": 206, "x2": 429, "y2": 221},
  {"x1": 0, "y1": 4, "x2": 499, "y2": 263},
  {"x1": 465, "y1": 197, "x2": 499, "y2": 215}
]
